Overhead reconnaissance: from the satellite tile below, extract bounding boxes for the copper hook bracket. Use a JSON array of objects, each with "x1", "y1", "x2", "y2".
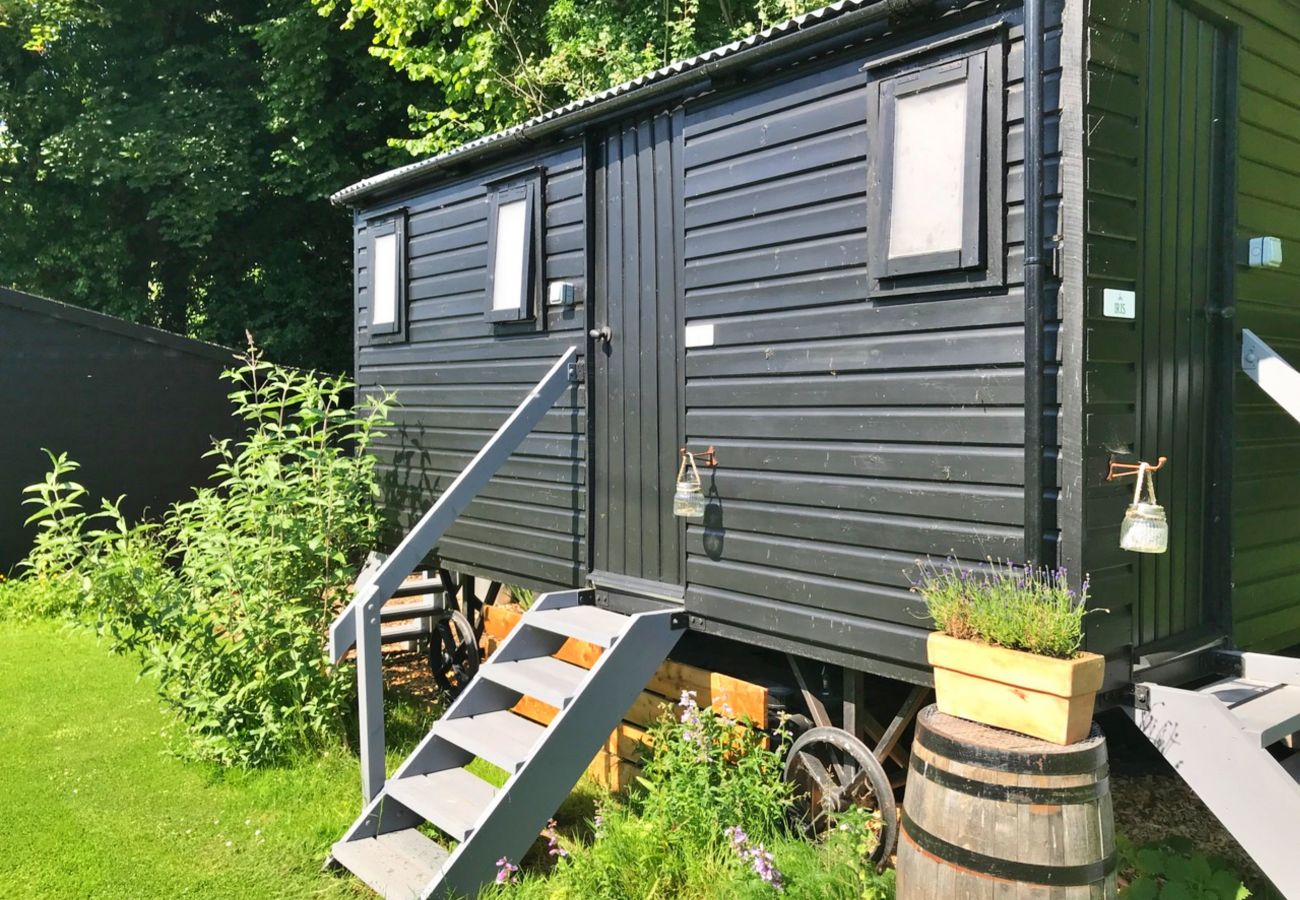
[
  {"x1": 681, "y1": 446, "x2": 719, "y2": 468},
  {"x1": 1107, "y1": 455, "x2": 1168, "y2": 482}
]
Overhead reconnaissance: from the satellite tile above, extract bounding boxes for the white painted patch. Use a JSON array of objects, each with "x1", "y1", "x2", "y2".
[
  {"x1": 1103, "y1": 289, "x2": 1136, "y2": 320},
  {"x1": 684, "y1": 322, "x2": 715, "y2": 348}
]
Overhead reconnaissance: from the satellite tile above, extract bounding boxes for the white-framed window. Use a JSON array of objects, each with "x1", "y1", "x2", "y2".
[
  {"x1": 485, "y1": 177, "x2": 540, "y2": 323},
  {"x1": 867, "y1": 42, "x2": 1002, "y2": 293},
  {"x1": 369, "y1": 215, "x2": 406, "y2": 339}
]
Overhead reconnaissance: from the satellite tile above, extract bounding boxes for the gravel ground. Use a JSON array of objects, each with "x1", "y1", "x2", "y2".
[{"x1": 1101, "y1": 710, "x2": 1283, "y2": 898}]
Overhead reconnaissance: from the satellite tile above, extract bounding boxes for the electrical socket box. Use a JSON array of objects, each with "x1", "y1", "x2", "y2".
[
  {"x1": 548, "y1": 281, "x2": 576, "y2": 306},
  {"x1": 1248, "y1": 236, "x2": 1284, "y2": 269}
]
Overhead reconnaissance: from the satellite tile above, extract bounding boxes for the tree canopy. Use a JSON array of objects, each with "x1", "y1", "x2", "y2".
[
  {"x1": 0, "y1": 0, "x2": 415, "y2": 371},
  {"x1": 0, "y1": 0, "x2": 817, "y2": 371}
]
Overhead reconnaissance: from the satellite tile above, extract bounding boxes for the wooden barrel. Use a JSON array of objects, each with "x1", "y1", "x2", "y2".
[{"x1": 897, "y1": 705, "x2": 1116, "y2": 899}]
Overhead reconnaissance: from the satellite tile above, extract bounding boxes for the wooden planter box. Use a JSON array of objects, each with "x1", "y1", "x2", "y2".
[{"x1": 927, "y1": 633, "x2": 1106, "y2": 745}]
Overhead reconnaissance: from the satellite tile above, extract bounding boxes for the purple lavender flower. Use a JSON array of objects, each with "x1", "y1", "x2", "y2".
[
  {"x1": 724, "y1": 825, "x2": 783, "y2": 892},
  {"x1": 544, "y1": 818, "x2": 568, "y2": 858},
  {"x1": 495, "y1": 856, "x2": 519, "y2": 884}
]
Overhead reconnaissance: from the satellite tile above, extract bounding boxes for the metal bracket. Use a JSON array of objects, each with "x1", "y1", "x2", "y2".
[
  {"x1": 567, "y1": 359, "x2": 585, "y2": 383},
  {"x1": 1132, "y1": 684, "x2": 1151, "y2": 711},
  {"x1": 670, "y1": 612, "x2": 689, "y2": 630},
  {"x1": 1213, "y1": 649, "x2": 1244, "y2": 677}
]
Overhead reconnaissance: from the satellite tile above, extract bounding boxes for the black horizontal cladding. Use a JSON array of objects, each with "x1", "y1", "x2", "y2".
[
  {"x1": 354, "y1": 141, "x2": 587, "y2": 591},
  {"x1": 679, "y1": 6, "x2": 1043, "y2": 672}
]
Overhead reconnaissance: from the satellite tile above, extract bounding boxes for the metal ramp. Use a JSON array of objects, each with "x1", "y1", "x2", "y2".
[
  {"x1": 1129, "y1": 651, "x2": 1300, "y2": 896},
  {"x1": 331, "y1": 588, "x2": 684, "y2": 899}
]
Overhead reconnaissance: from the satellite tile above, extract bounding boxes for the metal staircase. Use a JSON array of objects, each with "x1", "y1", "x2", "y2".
[
  {"x1": 1129, "y1": 652, "x2": 1300, "y2": 896},
  {"x1": 330, "y1": 588, "x2": 685, "y2": 899},
  {"x1": 1126, "y1": 331, "x2": 1300, "y2": 896}
]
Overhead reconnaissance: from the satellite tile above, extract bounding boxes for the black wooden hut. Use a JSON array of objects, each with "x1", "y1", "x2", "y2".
[
  {"x1": 0, "y1": 287, "x2": 238, "y2": 572},
  {"x1": 327, "y1": 1, "x2": 1300, "y2": 894}
]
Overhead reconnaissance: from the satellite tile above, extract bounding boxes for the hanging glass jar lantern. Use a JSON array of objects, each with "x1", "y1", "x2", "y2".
[
  {"x1": 1114, "y1": 458, "x2": 1170, "y2": 554},
  {"x1": 673, "y1": 448, "x2": 708, "y2": 519}
]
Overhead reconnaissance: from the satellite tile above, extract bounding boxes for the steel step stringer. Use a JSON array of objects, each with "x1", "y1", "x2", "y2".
[
  {"x1": 329, "y1": 588, "x2": 685, "y2": 900},
  {"x1": 1129, "y1": 655, "x2": 1300, "y2": 897}
]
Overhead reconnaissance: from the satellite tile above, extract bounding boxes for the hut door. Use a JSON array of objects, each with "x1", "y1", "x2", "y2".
[
  {"x1": 1134, "y1": 0, "x2": 1232, "y2": 651},
  {"x1": 588, "y1": 111, "x2": 685, "y2": 602}
]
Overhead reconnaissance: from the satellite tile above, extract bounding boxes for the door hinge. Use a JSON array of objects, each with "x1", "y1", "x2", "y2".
[{"x1": 567, "y1": 360, "x2": 586, "y2": 383}]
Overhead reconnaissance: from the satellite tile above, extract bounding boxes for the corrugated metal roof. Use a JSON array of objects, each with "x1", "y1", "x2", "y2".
[{"x1": 331, "y1": 0, "x2": 897, "y2": 206}]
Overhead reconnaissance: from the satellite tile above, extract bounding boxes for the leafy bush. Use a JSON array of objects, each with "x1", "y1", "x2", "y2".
[
  {"x1": 0, "y1": 450, "x2": 91, "y2": 620},
  {"x1": 1119, "y1": 835, "x2": 1251, "y2": 899},
  {"x1": 0, "y1": 342, "x2": 393, "y2": 767},
  {"x1": 490, "y1": 694, "x2": 893, "y2": 899},
  {"x1": 140, "y1": 345, "x2": 391, "y2": 766},
  {"x1": 912, "y1": 558, "x2": 1097, "y2": 658}
]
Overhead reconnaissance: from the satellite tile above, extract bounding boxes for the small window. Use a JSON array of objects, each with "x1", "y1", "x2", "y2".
[
  {"x1": 486, "y1": 178, "x2": 540, "y2": 323},
  {"x1": 369, "y1": 215, "x2": 405, "y2": 339},
  {"x1": 869, "y1": 52, "x2": 990, "y2": 282}
]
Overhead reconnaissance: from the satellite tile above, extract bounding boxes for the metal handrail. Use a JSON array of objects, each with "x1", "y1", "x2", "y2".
[
  {"x1": 1241, "y1": 329, "x2": 1300, "y2": 426},
  {"x1": 329, "y1": 346, "x2": 580, "y2": 802}
]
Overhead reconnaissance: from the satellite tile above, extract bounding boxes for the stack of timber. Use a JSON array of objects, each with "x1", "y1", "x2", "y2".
[{"x1": 482, "y1": 604, "x2": 769, "y2": 791}]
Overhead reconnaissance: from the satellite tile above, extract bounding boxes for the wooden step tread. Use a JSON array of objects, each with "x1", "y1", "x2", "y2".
[
  {"x1": 436, "y1": 709, "x2": 545, "y2": 772},
  {"x1": 526, "y1": 604, "x2": 627, "y2": 648},
  {"x1": 481, "y1": 655, "x2": 589, "y2": 709},
  {"x1": 386, "y1": 768, "x2": 499, "y2": 842},
  {"x1": 332, "y1": 829, "x2": 447, "y2": 900}
]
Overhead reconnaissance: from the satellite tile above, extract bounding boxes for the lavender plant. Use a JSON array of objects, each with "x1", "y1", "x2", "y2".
[{"x1": 913, "y1": 558, "x2": 1097, "y2": 659}]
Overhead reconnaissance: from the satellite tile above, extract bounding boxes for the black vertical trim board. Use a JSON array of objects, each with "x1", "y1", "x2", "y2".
[{"x1": 1023, "y1": 0, "x2": 1048, "y2": 569}]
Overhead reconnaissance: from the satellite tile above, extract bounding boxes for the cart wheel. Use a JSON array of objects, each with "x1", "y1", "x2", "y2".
[
  {"x1": 429, "y1": 609, "x2": 479, "y2": 697},
  {"x1": 783, "y1": 726, "x2": 898, "y2": 867}
]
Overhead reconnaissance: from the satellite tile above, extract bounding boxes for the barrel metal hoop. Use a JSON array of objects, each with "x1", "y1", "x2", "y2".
[
  {"x1": 901, "y1": 810, "x2": 1117, "y2": 886},
  {"x1": 916, "y1": 719, "x2": 1108, "y2": 775},
  {"x1": 910, "y1": 754, "x2": 1111, "y2": 804}
]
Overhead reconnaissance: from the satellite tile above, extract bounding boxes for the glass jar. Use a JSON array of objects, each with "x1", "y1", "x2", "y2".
[{"x1": 1120, "y1": 501, "x2": 1168, "y2": 554}]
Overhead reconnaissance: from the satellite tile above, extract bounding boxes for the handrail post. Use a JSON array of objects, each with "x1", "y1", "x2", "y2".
[
  {"x1": 330, "y1": 346, "x2": 579, "y2": 804},
  {"x1": 1242, "y1": 328, "x2": 1300, "y2": 426},
  {"x1": 354, "y1": 585, "x2": 386, "y2": 802}
]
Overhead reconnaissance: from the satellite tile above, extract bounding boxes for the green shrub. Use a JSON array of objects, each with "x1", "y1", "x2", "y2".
[
  {"x1": 0, "y1": 450, "x2": 91, "y2": 620},
  {"x1": 912, "y1": 557, "x2": 1096, "y2": 658},
  {"x1": 1119, "y1": 835, "x2": 1251, "y2": 899},
  {"x1": 1, "y1": 342, "x2": 393, "y2": 767},
  {"x1": 489, "y1": 695, "x2": 893, "y2": 899}
]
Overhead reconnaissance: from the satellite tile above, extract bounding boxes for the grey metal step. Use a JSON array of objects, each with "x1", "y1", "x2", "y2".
[
  {"x1": 435, "y1": 710, "x2": 545, "y2": 773},
  {"x1": 391, "y1": 577, "x2": 443, "y2": 599},
  {"x1": 525, "y1": 604, "x2": 627, "y2": 648},
  {"x1": 1281, "y1": 753, "x2": 1300, "y2": 784},
  {"x1": 386, "y1": 768, "x2": 499, "y2": 842},
  {"x1": 332, "y1": 829, "x2": 448, "y2": 900},
  {"x1": 1201, "y1": 677, "x2": 1300, "y2": 747},
  {"x1": 480, "y1": 655, "x2": 589, "y2": 709},
  {"x1": 380, "y1": 619, "x2": 431, "y2": 644},
  {"x1": 381, "y1": 598, "x2": 440, "y2": 622}
]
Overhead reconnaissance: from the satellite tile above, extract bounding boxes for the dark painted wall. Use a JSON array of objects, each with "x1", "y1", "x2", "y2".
[
  {"x1": 0, "y1": 288, "x2": 238, "y2": 573},
  {"x1": 1080, "y1": 0, "x2": 1300, "y2": 659},
  {"x1": 353, "y1": 145, "x2": 588, "y2": 590},
  {"x1": 675, "y1": 3, "x2": 1061, "y2": 682},
  {"x1": 349, "y1": 1, "x2": 1074, "y2": 682}
]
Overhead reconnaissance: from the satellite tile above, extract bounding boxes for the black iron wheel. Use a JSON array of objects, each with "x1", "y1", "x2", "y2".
[
  {"x1": 429, "y1": 609, "x2": 479, "y2": 697},
  {"x1": 783, "y1": 726, "x2": 898, "y2": 867}
]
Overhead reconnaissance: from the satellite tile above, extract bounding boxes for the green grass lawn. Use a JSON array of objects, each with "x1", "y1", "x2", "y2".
[{"x1": 0, "y1": 619, "x2": 368, "y2": 899}]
